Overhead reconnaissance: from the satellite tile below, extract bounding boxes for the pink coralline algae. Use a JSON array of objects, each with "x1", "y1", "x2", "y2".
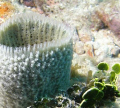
[
  {"x1": 108, "y1": 17, "x2": 120, "y2": 37},
  {"x1": 23, "y1": 0, "x2": 35, "y2": 7},
  {"x1": 95, "y1": 1, "x2": 120, "y2": 39},
  {"x1": 22, "y1": 0, "x2": 57, "y2": 14}
]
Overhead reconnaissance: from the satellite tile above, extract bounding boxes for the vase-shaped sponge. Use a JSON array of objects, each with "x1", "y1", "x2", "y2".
[{"x1": 0, "y1": 12, "x2": 73, "y2": 108}]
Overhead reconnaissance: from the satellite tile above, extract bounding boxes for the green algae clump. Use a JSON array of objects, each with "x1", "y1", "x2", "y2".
[
  {"x1": 112, "y1": 63, "x2": 120, "y2": 74},
  {"x1": 97, "y1": 62, "x2": 109, "y2": 71}
]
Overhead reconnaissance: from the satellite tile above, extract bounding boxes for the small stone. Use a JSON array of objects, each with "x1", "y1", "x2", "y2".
[
  {"x1": 84, "y1": 42, "x2": 94, "y2": 57},
  {"x1": 46, "y1": 0, "x2": 56, "y2": 6},
  {"x1": 118, "y1": 54, "x2": 120, "y2": 58},
  {"x1": 74, "y1": 41, "x2": 85, "y2": 55},
  {"x1": 111, "y1": 47, "x2": 120, "y2": 57},
  {"x1": 78, "y1": 30, "x2": 92, "y2": 43},
  {"x1": 71, "y1": 100, "x2": 75, "y2": 106}
]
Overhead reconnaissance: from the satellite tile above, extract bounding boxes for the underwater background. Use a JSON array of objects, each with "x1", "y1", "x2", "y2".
[{"x1": 0, "y1": 0, "x2": 120, "y2": 108}]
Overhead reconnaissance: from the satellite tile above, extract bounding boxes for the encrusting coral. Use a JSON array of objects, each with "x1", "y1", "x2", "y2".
[{"x1": 0, "y1": 12, "x2": 73, "y2": 108}]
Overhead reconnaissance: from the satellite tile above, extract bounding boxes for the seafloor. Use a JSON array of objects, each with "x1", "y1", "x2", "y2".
[{"x1": 1, "y1": 0, "x2": 120, "y2": 107}]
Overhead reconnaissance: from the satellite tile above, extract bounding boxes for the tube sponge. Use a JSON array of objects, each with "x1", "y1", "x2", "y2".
[{"x1": 0, "y1": 12, "x2": 73, "y2": 108}]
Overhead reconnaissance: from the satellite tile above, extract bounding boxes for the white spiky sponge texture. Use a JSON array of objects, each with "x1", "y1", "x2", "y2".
[{"x1": 0, "y1": 12, "x2": 73, "y2": 108}]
